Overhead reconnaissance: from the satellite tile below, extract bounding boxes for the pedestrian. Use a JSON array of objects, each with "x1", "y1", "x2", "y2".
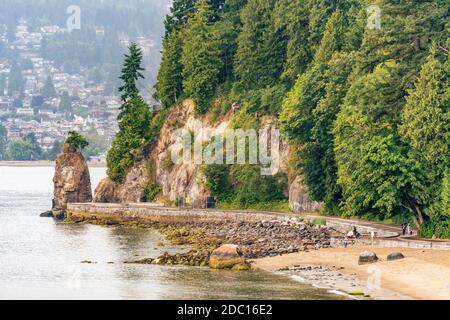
[
  {"x1": 401, "y1": 223, "x2": 407, "y2": 236},
  {"x1": 406, "y1": 223, "x2": 411, "y2": 236}
]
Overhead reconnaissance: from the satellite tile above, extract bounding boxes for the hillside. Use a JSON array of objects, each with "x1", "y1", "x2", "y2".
[{"x1": 104, "y1": 0, "x2": 449, "y2": 239}]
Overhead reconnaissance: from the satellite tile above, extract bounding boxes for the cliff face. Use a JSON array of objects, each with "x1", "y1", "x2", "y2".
[
  {"x1": 53, "y1": 143, "x2": 92, "y2": 210},
  {"x1": 94, "y1": 99, "x2": 321, "y2": 212},
  {"x1": 94, "y1": 100, "x2": 212, "y2": 205}
]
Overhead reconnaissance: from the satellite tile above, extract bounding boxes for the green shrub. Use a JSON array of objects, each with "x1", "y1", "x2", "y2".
[
  {"x1": 143, "y1": 183, "x2": 162, "y2": 202},
  {"x1": 419, "y1": 220, "x2": 450, "y2": 239},
  {"x1": 312, "y1": 218, "x2": 327, "y2": 226},
  {"x1": 65, "y1": 131, "x2": 89, "y2": 151}
]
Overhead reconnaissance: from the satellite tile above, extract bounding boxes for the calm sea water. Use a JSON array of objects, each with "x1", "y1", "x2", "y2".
[{"x1": 0, "y1": 166, "x2": 343, "y2": 300}]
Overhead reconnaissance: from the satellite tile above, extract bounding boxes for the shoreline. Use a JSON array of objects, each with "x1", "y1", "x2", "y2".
[
  {"x1": 0, "y1": 160, "x2": 106, "y2": 168},
  {"x1": 253, "y1": 245, "x2": 450, "y2": 300},
  {"x1": 63, "y1": 203, "x2": 450, "y2": 300}
]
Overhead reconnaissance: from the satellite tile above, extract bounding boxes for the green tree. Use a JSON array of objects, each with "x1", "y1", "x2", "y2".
[
  {"x1": 334, "y1": 61, "x2": 412, "y2": 220},
  {"x1": 8, "y1": 62, "x2": 24, "y2": 96},
  {"x1": 107, "y1": 43, "x2": 152, "y2": 182},
  {"x1": 0, "y1": 74, "x2": 6, "y2": 96},
  {"x1": 47, "y1": 140, "x2": 63, "y2": 160},
  {"x1": 154, "y1": 30, "x2": 183, "y2": 107},
  {"x1": 65, "y1": 131, "x2": 89, "y2": 152},
  {"x1": 181, "y1": 0, "x2": 223, "y2": 114},
  {"x1": 59, "y1": 91, "x2": 72, "y2": 118},
  {"x1": 118, "y1": 43, "x2": 145, "y2": 102},
  {"x1": 235, "y1": 0, "x2": 285, "y2": 90},
  {"x1": 107, "y1": 96, "x2": 152, "y2": 181},
  {"x1": 0, "y1": 124, "x2": 7, "y2": 160},
  {"x1": 6, "y1": 133, "x2": 42, "y2": 161},
  {"x1": 399, "y1": 51, "x2": 449, "y2": 228},
  {"x1": 164, "y1": 0, "x2": 197, "y2": 36},
  {"x1": 42, "y1": 76, "x2": 56, "y2": 98}
]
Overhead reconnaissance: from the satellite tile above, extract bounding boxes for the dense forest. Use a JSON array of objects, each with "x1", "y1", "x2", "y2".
[{"x1": 107, "y1": 0, "x2": 450, "y2": 238}]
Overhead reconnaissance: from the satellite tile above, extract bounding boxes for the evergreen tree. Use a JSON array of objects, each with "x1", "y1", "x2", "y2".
[
  {"x1": 235, "y1": 0, "x2": 285, "y2": 90},
  {"x1": 107, "y1": 96, "x2": 152, "y2": 182},
  {"x1": 273, "y1": 0, "x2": 312, "y2": 84},
  {"x1": 42, "y1": 76, "x2": 56, "y2": 98},
  {"x1": 280, "y1": 9, "x2": 360, "y2": 212},
  {"x1": 107, "y1": 44, "x2": 152, "y2": 182},
  {"x1": 118, "y1": 43, "x2": 145, "y2": 103},
  {"x1": 181, "y1": 0, "x2": 223, "y2": 114},
  {"x1": 399, "y1": 50, "x2": 449, "y2": 227},
  {"x1": 59, "y1": 91, "x2": 72, "y2": 118},
  {"x1": 8, "y1": 62, "x2": 24, "y2": 96},
  {"x1": 164, "y1": 0, "x2": 197, "y2": 36},
  {"x1": 0, "y1": 74, "x2": 6, "y2": 96},
  {"x1": 334, "y1": 61, "x2": 413, "y2": 220},
  {"x1": 154, "y1": 30, "x2": 183, "y2": 107},
  {"x1": 0, "y1": 124, "x2": 7, "y2": 160}
]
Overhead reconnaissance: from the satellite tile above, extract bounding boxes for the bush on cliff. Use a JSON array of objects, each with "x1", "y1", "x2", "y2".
[{"x1": 65, "y1": 131, "x2": 89, "y2": 152}]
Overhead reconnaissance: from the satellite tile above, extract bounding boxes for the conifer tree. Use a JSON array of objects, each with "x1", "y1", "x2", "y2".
[
  {"x1": 118, "y1": 43, "x2": 144, "y2": 103},
  {"x1": 399, "y1": 50, "x2": 449, "y2": 227},
  {"x1": 154, "y1": 30, "x2": 183, "y2": 107},
  {"x1": 107, "y1": 44, "x2": 152, "y2": 182},
  {"x1": 181, "y1": 0, "x2": 223, "y2": 114},
  {"x1": 235, "y1": 0, "x2": 285, "y2": 90},
  {"x1": 42, "y1": 75, "x2": 56, "y2": 98}
]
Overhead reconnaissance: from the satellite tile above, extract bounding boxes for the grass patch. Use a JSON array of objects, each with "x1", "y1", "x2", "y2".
[
  {"x1": 218, "y1": 200, "x2": 290, "y2": 212},
  {"x1": 312, "y1": 218, "x2": 327, "y2": 226}
]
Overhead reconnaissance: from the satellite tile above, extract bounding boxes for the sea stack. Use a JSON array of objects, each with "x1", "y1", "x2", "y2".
[{"x1": 52, "y1": 143, "x2": 92, "y2": 215}]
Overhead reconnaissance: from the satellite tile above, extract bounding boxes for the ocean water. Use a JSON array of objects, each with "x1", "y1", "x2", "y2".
[{"x1": 0, "y1": 166, "x2": 344, "y2": 300}]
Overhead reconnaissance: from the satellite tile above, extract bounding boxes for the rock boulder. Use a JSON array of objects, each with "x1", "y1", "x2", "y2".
[
  {"x1": 53, "y1": 143, "x2": 92, "y2": 210},
  {"x1": 387, "y1": 252, "x2": 405, "y2": 261},
  {"x1": 289, "y1": 176, "x2": 323, "y2": 213},
  {"x1": 209, "y1": 244, "x2": 249, "y2": 269},
  {"x1": 358, "y1": 251, "x2": 379, "y2": 265}
]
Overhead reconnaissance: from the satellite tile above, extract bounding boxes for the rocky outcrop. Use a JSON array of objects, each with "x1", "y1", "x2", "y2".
[
  {"x1": 209, "y1": 244, "x2": 248, "y2": 269},
  {"x1": 53, "y1": 143, "x2": 92, "y2": 210},
  {"x1": 387, "y1": 252, "x2": 405, "y2": 261},
  {"x1": 289, "y1": 176, "x2": 323, "y2": 213},
  {"x1": 93, "y1": 99, "x2": 313, "y2": 207},
  {"x1": 358, "y1": 251, "x2": 379, "y2": 265},
  {"x1": 94, "y1": 159, "x2": 149, "y2": 203}
]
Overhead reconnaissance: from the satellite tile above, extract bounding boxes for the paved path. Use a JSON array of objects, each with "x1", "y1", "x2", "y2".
[{"x1": 68, "y1": 202, "x2": 450, "y2": 250}]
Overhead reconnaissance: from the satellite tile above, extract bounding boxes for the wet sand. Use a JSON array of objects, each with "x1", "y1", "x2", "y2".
[{"x1": 253, "y1": 246, "x2": 450, "y2": 300}]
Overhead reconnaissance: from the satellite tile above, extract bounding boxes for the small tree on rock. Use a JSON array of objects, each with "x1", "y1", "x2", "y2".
[{"x1": 65, "y1": 131, "x2": 89, "y2": 152}]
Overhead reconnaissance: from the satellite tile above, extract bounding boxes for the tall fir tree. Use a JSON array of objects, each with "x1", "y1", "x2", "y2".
[
  {"x1": 154, "y1": 30, "x2": 184, "y2": 107},
  {"x1": 42, "y1": 75, "x2": 56, "y2": 98},
  {"x1": 181, "y1": 0, "x2": 223, "y2": 114},
  {"x1": 118, "y1": 43, "x2": 144, "y2": 103},
  {"x1": 107, "y1": 44, "x2": 152, "y2": 182},
  {"x1": 399, "y1": 50, "x2": 449, "y2": 228},
  {"x1": 235, "y1": 0, "x2": 286, "y2": 90}
]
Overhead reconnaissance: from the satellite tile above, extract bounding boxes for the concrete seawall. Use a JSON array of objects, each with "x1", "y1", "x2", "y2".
[{"x1": 67, "y1": 203, "x2": 450, "y2": 251}]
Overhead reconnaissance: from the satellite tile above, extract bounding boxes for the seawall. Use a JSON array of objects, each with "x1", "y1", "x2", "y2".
[{"x1": 66, "y1": 203, "x2": 450, "y2": 251}]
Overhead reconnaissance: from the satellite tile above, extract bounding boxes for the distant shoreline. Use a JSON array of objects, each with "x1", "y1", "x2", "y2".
[{"x1": 0, "y1": 161, "x2": 107, "y2": 168}]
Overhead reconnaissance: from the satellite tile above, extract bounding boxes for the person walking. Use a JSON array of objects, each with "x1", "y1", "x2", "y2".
[{"x1": 401, "y1": 223, "x2": 407, "y2": 236}]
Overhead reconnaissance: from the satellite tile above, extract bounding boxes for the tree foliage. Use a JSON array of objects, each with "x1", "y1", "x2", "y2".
[
  {"x1": 154, "y1": 0, "x2": 450, "y2": 235},
  {"x1": 65, "y1": 131, "x2": 89, "y2": 152},
  {"x1": 181, "y1": 0, "x2": 223, "y2": 114}
]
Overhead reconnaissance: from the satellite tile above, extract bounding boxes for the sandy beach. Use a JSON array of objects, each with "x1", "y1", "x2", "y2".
[{"x1": 253, "y1": 246, "x2": 450, "y2": 300}]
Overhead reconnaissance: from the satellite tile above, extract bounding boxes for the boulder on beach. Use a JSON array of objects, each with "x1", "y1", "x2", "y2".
[
  {"x1": 358, "y1": 251, "x2": 379, "y2": 265},
  {"x1": 52, "y1": 143, "x2": 92, "y2": 210},
  {"x1": 387, "y1": 252, "x2": 405, "y2": 261},
  {"x1": 209, "y1": 244, "x2": 249, "y2": 270}
]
